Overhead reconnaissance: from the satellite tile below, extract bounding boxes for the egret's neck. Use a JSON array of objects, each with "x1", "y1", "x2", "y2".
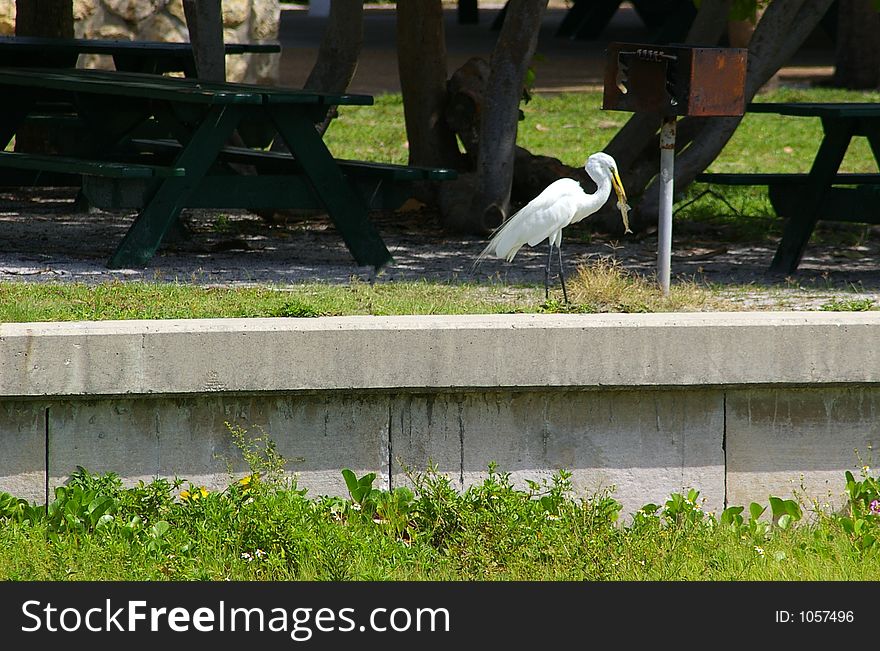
[
  {"x1": 588, "y1": 166, "x2": 613, "y2": 205},
  {"x1": 571, "y1": 165, "x2": 613, "y2": 222}
]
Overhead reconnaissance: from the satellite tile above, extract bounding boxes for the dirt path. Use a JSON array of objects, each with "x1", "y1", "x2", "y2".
[{"x1": 2, "y1": 187, "x2": 879, "y2": 311}]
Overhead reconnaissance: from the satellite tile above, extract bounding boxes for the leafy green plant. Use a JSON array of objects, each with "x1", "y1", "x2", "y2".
[
  {"x1": 719, "y1": 496, "x2": 802, "y2": 544},
  {"x1": 769, "y1": 496, "x2": 802, "y2": 530},
  {"x1": 45, "y1": 484, "x2": 117, "y2": 536},
  {"x1": 838, "y1": 468, "x2": 880, "y2": 551},
  {"x1": 7, "y1": 456, "x2": 880, "y2": 580},
  {"x1": 526, "y1": 469, "x2": 575, "y2": 516},
  {"x1": 342, "y1": 468, "x2": 378, "y2": 508},
  {"x1": 663, "y1": 489, "x2": 705, "y2": 526},
  {"x1": 373, "y1": 487, "x2": 416, "y2": 539},
  {"x1": 0, "y1": 491, "x2": 34, "y2": 523},
  {"x1": 226, "y1": 422, "x2": 289, "y2": 488}
]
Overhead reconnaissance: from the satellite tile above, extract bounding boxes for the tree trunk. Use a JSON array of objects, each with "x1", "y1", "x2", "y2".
[
  {"x1": 396, "y1": 0, "x2": 461, "y2": 168},
  {"x1": 14, "y1": 0, "x2": 73, "y2": 153},
  {"x1": 304, "y1": 0, "x2": 364, "y2": 135},
  {"x1": 263, "y1": 1, "x2": 364, "y2": 222},
  {"x1": 458, "y1": 0, "x2": 548, "y2": 234},
  {"x1": 183, "y1": 0, "x2": 226, "y2": 82},
  {"x1": 15, "y1": 0, "x2": 72, "y2": 37},
  {"x1": 306, "y1": 0, "x2": 363, "y2": 93},
  {"x1": 831, "y1": 0, "x2": 880, "y2": 89}
]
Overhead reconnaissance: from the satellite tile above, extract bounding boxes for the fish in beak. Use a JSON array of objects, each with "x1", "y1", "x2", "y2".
[{"x1": 611, "y1": 166, "x2": 632, "y2": 234}]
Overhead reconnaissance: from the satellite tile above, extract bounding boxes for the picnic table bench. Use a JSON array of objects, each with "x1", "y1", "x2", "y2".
[
  {"x1": 0, "y1": 35, "x2": 283, "y2": 154},
  {"x1": 695, "y1": 102, "x2": 880, "y2": 273},
  {"x1": 0, "y1": 35, "x2": 280, "y2": 75},
  {"x1": 0, "y1": 66, "x2": 456, "y2": 270}
]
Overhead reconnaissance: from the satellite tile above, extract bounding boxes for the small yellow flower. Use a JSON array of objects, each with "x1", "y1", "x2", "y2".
[{"x1": 180, "y1": 486, "x2": 210, "y2": 501}]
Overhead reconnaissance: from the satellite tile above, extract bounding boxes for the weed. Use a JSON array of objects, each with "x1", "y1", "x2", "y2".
[
  {"x1": 820, "y1": 298, "x2": 876, "y2": 311},
  {"x1": 568, "y1": 256, "x2": 722, "y2": 312}
]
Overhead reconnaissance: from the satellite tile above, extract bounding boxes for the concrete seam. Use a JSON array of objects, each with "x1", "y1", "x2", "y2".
[
  {"x1": 458, "y1": 399, "x2": 464, "y2": 489},
  {"x1": 387, "y1": 399, "x2": 393, "y2": 491},
  {"x1": 722, "y1": 391, "x2": 728, "y2": 510},
  {"x1": 44, "y1": 405, "x2": 49, "y2": 506},
  {"x1": 155, "y1": 409, "x2": 161, "y2": 479}
]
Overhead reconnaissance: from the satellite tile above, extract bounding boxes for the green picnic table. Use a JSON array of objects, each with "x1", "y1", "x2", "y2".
[
  {"x1": 0, "y1": 35, "x2": 280, "y2": 75},
  {"x1": 0, "y1": 67, "x2": 455, "y2": 270},
  {"x1": 696, "y1": 102, "x2": 880, "y2": 274}
]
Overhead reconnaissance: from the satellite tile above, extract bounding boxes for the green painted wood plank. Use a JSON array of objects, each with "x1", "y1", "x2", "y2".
[
  {"x1": 131, "y1": 138, "x2": 457, "y2": 180},
  {"x1": 0, "y1": 151, "x2": 184, "y2": 178},
  {"x1": 0, "y1": 35, "x2": 279, "y2": 56},
  {"x1": 695, "y1": 172, "x2": 880, "y2": 186},
  {"x1": 748, "y1": 102, "x2": 880, "y2": 118},
  {"x1": 0, "y1": 68, "x2": 263, "y2": 105},
  {"x1": 14, "y1": 67, "x2": 372, "y2": 107}
]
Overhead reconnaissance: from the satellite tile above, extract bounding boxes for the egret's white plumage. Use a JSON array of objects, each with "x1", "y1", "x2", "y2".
[{"x1": 474, "y1": 152, "x2": 630, "y2": 301}]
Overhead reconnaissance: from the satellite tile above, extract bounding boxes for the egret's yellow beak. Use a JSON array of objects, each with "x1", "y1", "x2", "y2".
[{"x1": 611, "y1": 167, "x2": 632, "y2": 234}]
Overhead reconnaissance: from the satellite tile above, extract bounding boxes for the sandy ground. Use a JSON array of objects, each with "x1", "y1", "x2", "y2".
[{"x1": 3, "y1": 6, "x2": 875, "y2": 310}]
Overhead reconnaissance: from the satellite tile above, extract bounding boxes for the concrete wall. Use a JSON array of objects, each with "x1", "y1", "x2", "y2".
[{"x1": 2, "y1": 313, "x2": 879, "y2": 515}]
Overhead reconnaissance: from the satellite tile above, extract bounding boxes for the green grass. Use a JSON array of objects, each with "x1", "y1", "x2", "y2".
[
  {"x1": 2, "y1": 448, "x2": 880, "y2": 581},
  {"x1": 325, "y1": 86, "x2": 880, "y2": 244},
  {"x1": 2, "y1": 270, "x2": 877, "y2": 323},
  {"x1": 0, "y1": 279, "x2": 549, "y2": 322},
  {"x1": 326, "y1": 87, "x2": 880, "y2": 172}
]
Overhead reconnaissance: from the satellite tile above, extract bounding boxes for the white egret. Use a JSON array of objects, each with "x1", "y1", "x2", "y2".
[{"x1": 474, "y1": 152, "x2": 631, "y2": 302}]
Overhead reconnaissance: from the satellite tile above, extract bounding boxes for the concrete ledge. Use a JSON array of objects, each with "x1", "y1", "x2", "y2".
[
  {"x1": 2, "y1": 312, "x2": 880, "y2": 397},
  {"x1": 1, "y1": 313, "x2": 878, "y2": 512}
]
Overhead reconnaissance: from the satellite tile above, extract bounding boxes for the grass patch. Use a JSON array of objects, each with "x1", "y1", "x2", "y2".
[
  {"x1": 820, "y1": 297, "x2": 877, "y2": 311},
  {"x1": 2, "y1": 429, "x2": 880, "y2": 581},
  {"x1": 565, "y1": 257, "x2": 721, "y2": 313},
  {"x1": 324, "y1": 87, "x2": 880, "y2": 245},
  {"x1": 0, "y1": 268, "x2": 742, "y2": 323},
  {"x1": 326, "y1": 87, "x2": 880, "y2": 174},
  {"x1": 0, "y1": 279, "x2": 549, "y2": 323}
]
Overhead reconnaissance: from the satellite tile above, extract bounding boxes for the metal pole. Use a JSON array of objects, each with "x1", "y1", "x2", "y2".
[{"x1": 658, "y1": 116, "x2": 676, "y2": 296}]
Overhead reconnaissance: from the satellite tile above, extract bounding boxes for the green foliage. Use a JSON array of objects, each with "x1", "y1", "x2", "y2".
[
  {"x1": 227, "y1": 421, "x2": 289, "y2": 488},
  {"x1": 663, "y1": 489, "x2": 705, "y2": 526},
  {"x1": 837, "y1": 468, "x2": 880, "y2": 551},
  {"x1": 5, "y1": 451, "x2": 880, "y2": 580},
  {"x1": 820, "y1": 298, "x2": 876, "y2": 312},
  {"x1": 45, "y1": 484, "x2": 117, "y2": 536},
  {"x1": 270, "y1": 298, "x2": 328, "y2": 318},
  {"x1": 0, "y1": 491, "x2": 37, "y2": 524}
]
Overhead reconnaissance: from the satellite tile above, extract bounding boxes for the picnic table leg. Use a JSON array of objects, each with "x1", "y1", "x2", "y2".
[
  {"x1": 267, "y1": 105, "x2": 393, "y2": 270},
  {"x1": 769, "y1": 119, "x2": 852, "y2": 274},
  {"x1": 107, "y1": 104, "x2": 242, "y2": 269},
  {"x1": 0, "y1": 93, "x2": 37, "y2": 150},
  {"x1": 861, "y1": 119, "x2": 880, "y2": 166}
]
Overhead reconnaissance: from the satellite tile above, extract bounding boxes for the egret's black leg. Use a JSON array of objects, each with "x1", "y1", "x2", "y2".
[
  {"x1": 558, "y1": 242, "x2": 568, "y2": 303},
  {"x1": 545, "y1": 242, "x2": 553, "y2": 300}
]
